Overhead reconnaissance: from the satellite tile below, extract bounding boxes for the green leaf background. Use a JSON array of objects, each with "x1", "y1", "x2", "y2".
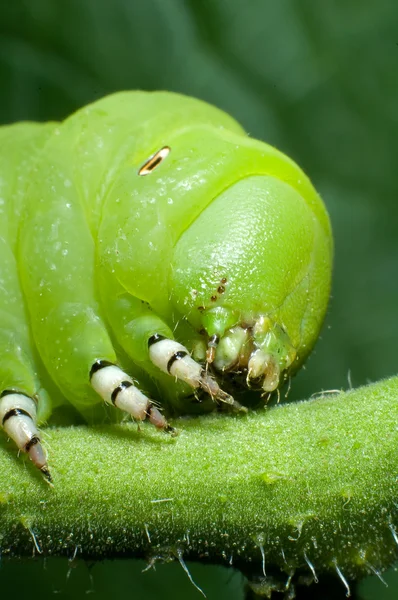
[{"x1": 0, "y1": 0, "x2": 397, "y2": 598}]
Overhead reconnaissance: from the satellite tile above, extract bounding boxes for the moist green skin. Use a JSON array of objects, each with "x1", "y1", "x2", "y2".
[
  {"x1": 0, "y1": 377, "x2": 396, "y2": 587},
  {"x1": 0, "y1": 91, "x2": 333, "y2": 417}
]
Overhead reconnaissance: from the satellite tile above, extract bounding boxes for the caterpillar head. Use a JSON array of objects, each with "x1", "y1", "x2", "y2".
[{"x1": 170, "y1": 174, "x2": 332, "y2": 397}]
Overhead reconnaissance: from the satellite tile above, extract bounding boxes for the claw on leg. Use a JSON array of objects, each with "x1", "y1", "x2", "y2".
[
  {"x1": 148, "y1": 334, "x2": 247, "y2": 413},
  {"x1": 28, "y1": 441, "x2": 53, "y2": 483},
  {"x1": 0, "y1": 390, "x2": 52, "y2": 483}
]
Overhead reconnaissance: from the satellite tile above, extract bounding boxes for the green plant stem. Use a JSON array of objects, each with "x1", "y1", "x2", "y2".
[{"x1": 0, "y1": 377, "x2": 397, "y2": 583}]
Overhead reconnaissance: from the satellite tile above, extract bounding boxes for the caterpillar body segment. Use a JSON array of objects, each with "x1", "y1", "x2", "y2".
[
  {"x1": 0, "y1": 92, "x2": 333, "y2": 480},
  {"x1": 0, "y1": 137, "x2": 53, "y2": 481}
]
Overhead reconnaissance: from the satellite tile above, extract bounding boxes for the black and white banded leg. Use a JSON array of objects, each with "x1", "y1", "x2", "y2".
[
  {"x1": 148, "y1": 334, "x2": 247, "y2": 412},
  {"x1": 90, "y1": 360, "x2": 175, "y2": 432},
  {"x1": 0, "y1": 390, "x2": 52, "y2": 483}
]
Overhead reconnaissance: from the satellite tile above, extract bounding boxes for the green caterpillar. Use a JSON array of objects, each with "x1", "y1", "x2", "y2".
[{"x1": 0, "y1": 91, "x2": 333, "y2": 482}]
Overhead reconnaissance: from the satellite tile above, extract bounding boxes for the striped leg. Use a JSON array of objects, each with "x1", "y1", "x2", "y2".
[
  {"x1": 90, "y1": 360, "x2": 175, "y2": 433},
  {"x1": 148, "y1": 334, "x2": 246, "y2": 412},
  {"x1": 0, "y1": 390, "x2": 51, "y2": 482}
]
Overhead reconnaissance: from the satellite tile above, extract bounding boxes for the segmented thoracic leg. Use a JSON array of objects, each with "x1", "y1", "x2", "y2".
[
  {"x1": 0, "y1": 390, "x2": 52, "y2": 482},
  {"x1": 90, "y1": 360, "x2": 175, "y2": 432},
  {"x1": 148, "y1": 334, "x2": 247, "y2": 412}
]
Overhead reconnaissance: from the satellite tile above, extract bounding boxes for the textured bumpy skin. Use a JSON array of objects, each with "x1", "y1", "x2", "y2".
[{"x1": 0, "y1": 92, "x2": 332, "y2": 477}]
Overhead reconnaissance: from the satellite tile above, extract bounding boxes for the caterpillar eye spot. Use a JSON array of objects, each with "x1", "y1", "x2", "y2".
[
  {"x1": 210, "y1": 295, "x2": 218, "y2": 302},
  {"x1": 138, "y1": 146, "x2": 170, "y2": 175},
  {"x1": 217, "y1": 285, "x2": 225, "y2": 294}
]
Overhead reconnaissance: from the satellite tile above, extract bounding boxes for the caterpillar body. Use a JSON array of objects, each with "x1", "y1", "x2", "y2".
[{"x1": 0, "y1": 91, "x2": 332, "y2": 482}]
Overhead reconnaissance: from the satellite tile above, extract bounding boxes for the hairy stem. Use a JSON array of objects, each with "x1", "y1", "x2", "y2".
[{"x1": 0, "y1": 377, "x2": 397, "y2": 585}]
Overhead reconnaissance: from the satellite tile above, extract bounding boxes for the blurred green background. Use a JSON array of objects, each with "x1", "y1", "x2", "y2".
[{"x1": 0, "y1": 0, "x2": 397, "y2": 598}]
